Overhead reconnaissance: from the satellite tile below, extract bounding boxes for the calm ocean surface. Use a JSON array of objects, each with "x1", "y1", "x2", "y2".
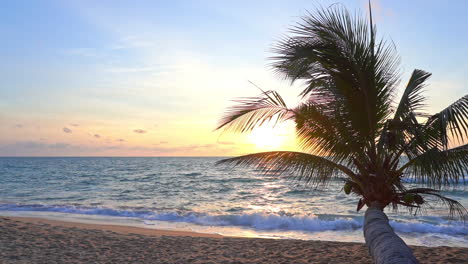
[{"x1": 0, "y1": 157, "x2": 466, "y2": 247}]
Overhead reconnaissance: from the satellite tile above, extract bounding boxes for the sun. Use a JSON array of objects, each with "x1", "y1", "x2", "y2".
[{"x1": 248, "y1": 125, "x2": 289, "y2": 150}]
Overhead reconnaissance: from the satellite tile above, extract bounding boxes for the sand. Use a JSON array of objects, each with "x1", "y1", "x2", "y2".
[{"x1": 0, "y1": 217, "x2": 466, "y2": 263}]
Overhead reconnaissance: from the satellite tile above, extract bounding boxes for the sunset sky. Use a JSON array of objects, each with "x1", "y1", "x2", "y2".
[{"x1": 1, "y1": 0, "x2": 467, "y2": 156}]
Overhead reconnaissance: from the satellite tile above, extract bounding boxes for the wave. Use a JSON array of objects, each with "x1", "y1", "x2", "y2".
[
  {"x1": 180, "y1": 172, "x2": 202, "y2": 176},
  {"x1": 0, "y1": 203, "x2": 466, "y2": 235}
]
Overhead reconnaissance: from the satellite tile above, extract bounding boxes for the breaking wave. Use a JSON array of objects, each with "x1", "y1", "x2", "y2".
[{"x1": 1, "y1": 203, "x2": 466, "y2": 235}]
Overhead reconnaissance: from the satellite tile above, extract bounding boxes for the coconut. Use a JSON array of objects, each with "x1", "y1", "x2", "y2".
[
  {"x1": 414, "y1": 194, "x2": 424, "y2": 205},
  {"x1": 403, "y1": 193, "x2": 414, "y2": 204},
  {"x1": 344, "y1": 183, "x2": 352, "y2": 194}
]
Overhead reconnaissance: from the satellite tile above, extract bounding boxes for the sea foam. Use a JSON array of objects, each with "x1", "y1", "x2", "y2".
[{"x1": 0, "y1": 203, "x2": 466, "y2": 235}]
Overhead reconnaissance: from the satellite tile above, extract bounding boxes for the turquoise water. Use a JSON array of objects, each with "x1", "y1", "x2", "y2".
[{"x1": 0, "y1": 157, "x2": 466, "y2": 247}]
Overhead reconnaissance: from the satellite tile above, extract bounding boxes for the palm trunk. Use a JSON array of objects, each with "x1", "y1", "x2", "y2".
[{"x1": 364, "y1": 203, "x2": 419, "y2": 264}]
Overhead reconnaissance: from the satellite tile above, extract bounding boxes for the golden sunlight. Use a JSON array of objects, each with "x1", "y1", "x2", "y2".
[{"x1": 248, "y1": 125, "x2": 289, "y2": 150}]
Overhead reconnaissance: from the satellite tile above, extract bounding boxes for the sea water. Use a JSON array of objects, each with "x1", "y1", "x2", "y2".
[{"x1": 0, "y1": 157, "x2": 466, "y2": 247}]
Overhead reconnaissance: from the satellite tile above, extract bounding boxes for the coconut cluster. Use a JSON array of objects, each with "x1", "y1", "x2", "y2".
[{"x1": 403, "y1": 193, "x2": 424, "y2": 205}]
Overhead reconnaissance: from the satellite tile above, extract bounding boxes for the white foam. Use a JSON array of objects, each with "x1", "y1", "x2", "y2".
[{"x1": 1, "y1": 203, "x2": 466, "y2": 236}]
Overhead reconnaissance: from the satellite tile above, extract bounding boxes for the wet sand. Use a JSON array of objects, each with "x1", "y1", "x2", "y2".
[{"x1": 0, "y1": 217, "x2": 466, "y2": 263}]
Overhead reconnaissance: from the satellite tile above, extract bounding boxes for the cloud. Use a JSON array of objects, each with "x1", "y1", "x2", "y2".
[
  {"x1": 116, "y1": 138, "x2": 126, "y2": 142},
  {"x1": 15, "y1": 124, "x2": 23, "y2": 128},
  {"x1": 1, "y1": 141, "x2": 71, "y2": 150},
  {"x1": 361, "y1": 0, "x2": 395, "y2": 22},
  {"x1": 159, "y1": 141, "x2": 168, "y2": 144},
  {"x1": 200, "y1": 144, "x2": 217, "y2": 148},
  {"x1": 94, "y1": 134, "x2": 101, "y2": 138},
  {"x1": 0, "y1": 141, "x2": 104, "y2": 156},
  {"x1": 70, "y1": 123, "x2": 79, "y2": 127},
  {"x1": 217, "y1": 141, "x2": 235, "y2": 145},
  {"x1": 0, "y1": 140, "x2": 236, "y2": 156},
  {"x1": 133, "y1": 129, "x2": 147, "y2": 134},
  {"x1": 63, "y1": 127, "x2": 72, "y2": 133}
]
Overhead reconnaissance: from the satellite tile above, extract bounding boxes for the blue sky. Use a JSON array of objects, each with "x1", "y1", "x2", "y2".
[{"x1": 1, "y1": 0, "x2": 467, "y2": 156}]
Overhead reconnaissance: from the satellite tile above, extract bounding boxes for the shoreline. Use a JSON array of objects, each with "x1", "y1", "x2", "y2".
[
  {"x1": 6, "y1": 216, "x2": 224, "y2": 238},
  {"x1": 1, "y1": 216, "x2": 467, "y2": 263}
]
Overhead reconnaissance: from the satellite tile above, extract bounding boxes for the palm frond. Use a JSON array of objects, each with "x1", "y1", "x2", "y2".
[
  {"x1": 216, "y1": 151, "x2": 359, "y2": 187},
  {"x1": 394, "y1": 95, "x2": 468, "y2": 163},
  {"x1": 398, "y1": 144, "x2": 468, "y2": 187},
  {"x1": 270, "y1": 4, "x2": 399, "y2": 144},
  {"x1": 426, "y1": 95, "x2": 468, "y2": 147},
  {"x1": 393, "y1": 69, "x2": 431, "y2": 120},
  {"x1": 378, "y1": 70, "x2": 431, "y2": 159},
  {"x1": 215, "y1": 90, "x2": 292, "y2": 133},
  {"x1": 400, "y1": 188, "x2": 467, "y2": 220},
  {"x1": 293, "y1": 102, "x2": 365, "y2": 162}
]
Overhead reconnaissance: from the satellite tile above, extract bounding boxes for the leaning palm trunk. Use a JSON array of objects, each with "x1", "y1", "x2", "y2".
[{"x1": 364, "y1": 203, "x2": 418, "y2": 264}]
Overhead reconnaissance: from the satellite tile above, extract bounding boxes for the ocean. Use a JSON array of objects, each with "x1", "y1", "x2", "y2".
[{"x1": 0, "y1": 157, "x2": 466, "y2": 247}]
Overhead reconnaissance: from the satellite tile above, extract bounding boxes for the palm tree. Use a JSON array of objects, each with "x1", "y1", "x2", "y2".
[{"x1": 215, "y1": 3, "x2": 467, "y2": 264}]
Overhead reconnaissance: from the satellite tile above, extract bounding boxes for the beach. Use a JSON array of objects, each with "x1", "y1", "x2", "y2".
[
  {"x1": 2, "y1": 157, "x2": 466, "y2": 248},
  {"x1": 1, "y1": 217, "x2": 466, "y2": 264}
]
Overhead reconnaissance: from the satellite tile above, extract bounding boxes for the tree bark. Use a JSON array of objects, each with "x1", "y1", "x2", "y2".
[{"x1": 364, "y1": 203, "x2": 419, "y2": 264}]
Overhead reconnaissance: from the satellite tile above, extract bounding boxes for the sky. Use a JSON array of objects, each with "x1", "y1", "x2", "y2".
[{"x1": 1, "y1": 0, "x2": 467, "y2": 156}]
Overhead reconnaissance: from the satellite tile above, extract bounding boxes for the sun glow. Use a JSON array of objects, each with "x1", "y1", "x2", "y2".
[{"x1": 248, "y1": 125, "x2": 289, "y2": 151}]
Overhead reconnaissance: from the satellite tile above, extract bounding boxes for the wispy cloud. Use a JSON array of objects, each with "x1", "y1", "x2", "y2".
[
  {"x1": 70, "y1": 123, "x2": 79, "y2": 127},
  {"x1": 63, "y1": 127, "x2": 72, "y2": 133},
  {"x1": 94, "y1": 134, "x2": 101, "y2": 138},
  {"x1": 133, "y1": 129, "x2": 146, "y2": 134},
  {"x1": 217, "y1": 141, "x2": 235, "y2": 145},
  {"x1": 361, "y1": 0, "x2": 396, "y2": 22},
  {"x1": 0, "y1": 141, "x2": 235, "y2": 156},
  {"x1": 15, "y1": 124, "x2": 23, "y2": 128}
]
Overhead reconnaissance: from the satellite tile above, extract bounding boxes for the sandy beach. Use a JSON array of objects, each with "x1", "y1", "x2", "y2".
[{"x1": 0, "y1": 217, "x2": 466, "y2": 264}]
